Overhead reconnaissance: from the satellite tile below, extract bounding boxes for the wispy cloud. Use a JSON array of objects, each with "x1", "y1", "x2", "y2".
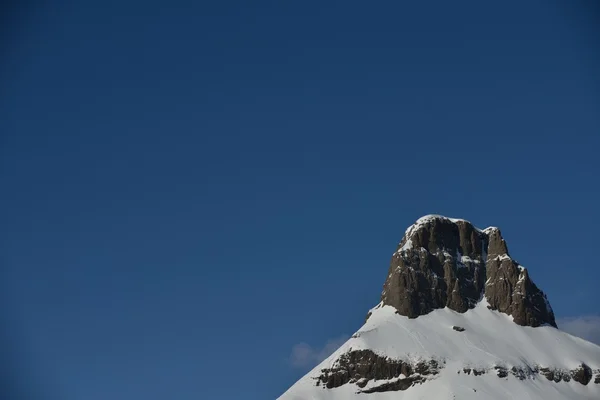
[
  {"x1": 289, "y1": 335, "x2": 349, "y2": 368},
  {"x1": 557, "y1": 315, "x2": 600, "y2": 345}
]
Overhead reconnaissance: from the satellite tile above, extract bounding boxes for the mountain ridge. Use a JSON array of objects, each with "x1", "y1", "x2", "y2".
[{"x1": 279, "y1": 215, "x2": 600, "y2": 399}]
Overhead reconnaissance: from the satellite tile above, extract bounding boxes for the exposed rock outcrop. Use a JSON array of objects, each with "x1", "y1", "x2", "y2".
[
  {"x1": 316, "y1": 349, "x2": 596, "y2": 394},
  {"x1": 485, "y1": 227, "x2": 556, "y2": 328},
  {"x1": 466, "y1": 364, "x2": 596, "y2": 385},
  {"x1": 462, "y1": 367, "x2": 485, "y2": 376},
  {"x1": 379, "y1": 215, "x2": 556, "y2": 328},
  {"x1": 359, "y1": 376, "x2": 426, "y2": 393},
  {"x1": 571, "y1": 363, "x2": 593, "y2": 385},
  {"x1": 380, "y1": 217, "x2": 486, "y2": 318},
  {"x1": 314, "y1": 350, "x2": 440, "y2": 391}
]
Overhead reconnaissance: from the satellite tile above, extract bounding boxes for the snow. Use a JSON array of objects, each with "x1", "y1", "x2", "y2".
[
  {"x1": 279, "y1": 300, "x2": 600, "y2": 400},
  {"x1": 409, "y1": 215, "x2": 480, "y2": 232},
  {"x1": 482, "y1": 226, "x2": 500, "y2": 234},
  {"x1": 403, "y1": 215, "x2": 500, "y2": 240},
  {"x1": 457, "y1": 250, "x2": 481, "y2": 267},
  {"x1": 517, "y1": 268, "x2": 526, "y2": 284},
  {"x1": 398, "y1": 239, "x2": 413, "y2": 252}
]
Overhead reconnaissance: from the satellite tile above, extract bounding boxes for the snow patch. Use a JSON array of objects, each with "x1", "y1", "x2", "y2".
[
  {"x1": 397, "y1": 239, "x2": 413, "y2": 253},
  {"x1": 404, "y1": 215, "x2": 486, "y2": 237}
]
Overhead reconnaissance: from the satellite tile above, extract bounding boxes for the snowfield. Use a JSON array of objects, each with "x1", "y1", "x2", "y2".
[{"x1": 279, "y1": 300, "x2": 600, "y2": 399}]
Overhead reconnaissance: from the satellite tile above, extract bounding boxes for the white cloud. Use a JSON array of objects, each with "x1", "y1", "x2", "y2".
[
  {"x1": 289, "y1": 335, "x2": 349, "y2": 368},
  {"x1": 557, "y1": 315, "x2": 600, "y2": 345}
]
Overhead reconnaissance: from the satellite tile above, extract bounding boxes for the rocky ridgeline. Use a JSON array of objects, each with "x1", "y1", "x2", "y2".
[
  {"x1": 466, "y1": 363, "x2": 598, "y2": 386},
  {"x1": 379, "y1": 215, "x2": 556, "y2": 327},
  {"x1": 314, "y1": 350, "x2": 441, "y2": 392},
  {"x1": 314, "y1": 349, "x2": 599, "y2": 394}
]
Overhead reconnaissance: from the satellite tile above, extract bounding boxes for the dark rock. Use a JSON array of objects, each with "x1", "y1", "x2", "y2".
[
  {"x1": 381, "y1": 217, "x2": 486, "y2": 318},
  {"x1": 452, "y1": 326, "x2": 465, "y2": 332},
  {"x1": 457, "y1": 367, "x2": 484, "y2": 376},
  {"x1": 415, "y1": 359, "x2": 439, "y2": 375},
  {"x1": 536, "y1": 366, "x2": 594, "y2": 385},
  {"x1": 485, "y1": 252, "x2": 556, "y2": 328},
  {"x1": 539, "y1": 367, "x2": 569, "y2": 383},
  {"x1": 509, "y1": 366, "x2": 529, "y2": 380},
  {"x1": 571, "y1": 363, "x2": 592, "y2": 385},
  {"x1": 495, "y1": 366, "x2": 508, "y2": 378},
  {"x1": 315, "y1": 349, "x2": 440, "y2": 390},
  {"x1": 379, "y1": 216, "x2": 557, "y2": 328},
  {"x1": 360, "y1": 376, "x2": 426, "y2": 393},
  {"x1": 540, "y1": 367, "x2": 554, "y2": 381},
  {"x1": 486, "y1": 228, "x2": 508, "y2": 258}
]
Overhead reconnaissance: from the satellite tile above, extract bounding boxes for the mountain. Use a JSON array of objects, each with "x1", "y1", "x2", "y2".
[{"x1": 279, "y1": 215, "x2": 600, "y2": 399}]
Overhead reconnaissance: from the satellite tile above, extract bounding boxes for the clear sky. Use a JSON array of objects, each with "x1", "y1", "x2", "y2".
[{"x1": 1, "y1": 1, "x2": 599, "y2": 399}]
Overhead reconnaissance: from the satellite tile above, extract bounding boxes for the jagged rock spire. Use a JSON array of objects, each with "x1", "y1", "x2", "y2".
[{"x1": 379, "y1": 215, "x2": 556, "y2": 327}]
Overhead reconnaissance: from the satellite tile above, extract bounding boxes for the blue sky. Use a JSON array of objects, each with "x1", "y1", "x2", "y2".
[{"x1": 1, "y1": 1, "x2": 599, "y2": 399}]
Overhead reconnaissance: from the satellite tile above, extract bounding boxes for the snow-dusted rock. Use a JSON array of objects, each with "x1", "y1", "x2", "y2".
[{"x1": 382, "y1": 215, "x2": 555, "y2": 327}]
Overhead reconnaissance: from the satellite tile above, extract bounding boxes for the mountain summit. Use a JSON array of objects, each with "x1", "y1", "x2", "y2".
[
  {"x1": 279, "y1": 215, "x2": 600, "y2": 400},
  {"x1": 380, "y1": 215, "x2": 555, "y2": 327}
]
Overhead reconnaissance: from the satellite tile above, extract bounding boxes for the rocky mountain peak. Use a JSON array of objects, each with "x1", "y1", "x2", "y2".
[{"x1": 379, "y1": 215, "x2": 556, "y2": 327}]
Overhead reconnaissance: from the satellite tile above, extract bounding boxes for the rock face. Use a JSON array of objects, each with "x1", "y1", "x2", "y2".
[
  {"x1": 379, "y1": 215, "x2": 556, "y2": 328},
  {"x1": 315, "y1": 350, "x2": 440, "y2": 391},
  {"x1": 570, "y1": 364, "x2": 593, "y2": 385}
]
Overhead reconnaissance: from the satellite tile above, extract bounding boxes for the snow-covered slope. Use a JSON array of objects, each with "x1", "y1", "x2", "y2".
[
  {"x1": 280, "y1": 300, "x2": 600, "y2": 399},
  {"x1": 279, "y1": 215, "x2": 600, "y2": 399}
]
